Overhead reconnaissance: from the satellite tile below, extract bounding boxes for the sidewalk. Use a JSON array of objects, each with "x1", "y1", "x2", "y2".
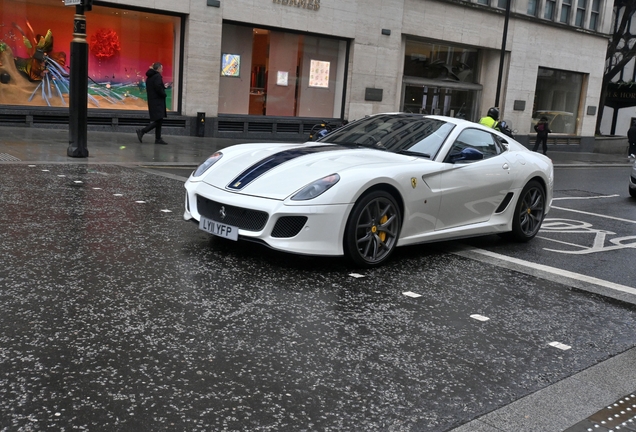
[
  {"x1": 0, "y1": 125, "x2": 633, "y2": 166},
  {"x1": 1, "y1": 125, "x2": 635, "y2": 432}
]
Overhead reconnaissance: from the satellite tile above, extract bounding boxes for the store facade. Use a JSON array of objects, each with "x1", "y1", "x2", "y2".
[{"x1": 0, "y1": 0, "x2": 613, "y2": 145}]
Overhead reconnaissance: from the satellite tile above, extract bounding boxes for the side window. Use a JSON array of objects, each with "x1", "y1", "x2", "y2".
[
  {"x1": 493, "y1": 134, "x2": 508, "y2": 153},
  {"x1": 445, "y1": 128, "x2": 500, "y2": 162}
]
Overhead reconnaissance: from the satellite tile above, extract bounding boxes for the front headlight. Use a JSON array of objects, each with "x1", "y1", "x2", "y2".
[
  {"x1": 193, "y1": 152, "x2": 223, "y2": 177},
  {"x1": 291, "y1": 174, "x2": 340, "y2": 201}
]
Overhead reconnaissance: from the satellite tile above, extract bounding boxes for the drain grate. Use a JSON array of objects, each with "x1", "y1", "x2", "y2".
[
  {"x1": 0, "y1": 153, "x2": 21, "y2": 162},
  {"x1": 564, "y1": 392, "x2": 636, "y2": 431}
]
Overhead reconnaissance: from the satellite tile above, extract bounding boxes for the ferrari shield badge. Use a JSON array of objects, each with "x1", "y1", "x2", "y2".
[{"x1": 411, "y1": 177, "x2": 417, "y2": 189}]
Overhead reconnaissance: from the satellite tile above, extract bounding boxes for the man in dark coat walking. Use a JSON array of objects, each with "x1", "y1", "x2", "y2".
[{"x1": 136, "y1": 62, "x2": 168, "y2": 145}]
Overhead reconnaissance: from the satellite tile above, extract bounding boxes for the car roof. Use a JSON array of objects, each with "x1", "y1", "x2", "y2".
[{"x1": 363, "y1": 112, "x2": 477, "y2": 126}]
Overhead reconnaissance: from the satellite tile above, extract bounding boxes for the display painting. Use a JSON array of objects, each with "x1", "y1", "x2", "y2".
[{"x1": 0, "y1": 0, "x2": 178, "y2": 111}]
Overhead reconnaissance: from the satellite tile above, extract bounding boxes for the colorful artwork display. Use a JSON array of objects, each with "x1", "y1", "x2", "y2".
[
  {"x1": 309, "y1": 59, "x2": 329, "y2": 88},
  {"x1": 0, "y1": 1, "x2": 178, "y2": 111},
  {"x1": 221, "y1": 54, "x2": 241, "y2": 77}
]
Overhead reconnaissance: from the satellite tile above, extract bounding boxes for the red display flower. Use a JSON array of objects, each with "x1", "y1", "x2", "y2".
[{"x1": 90, "y1": 28, "x2": 121, "y2": 60}]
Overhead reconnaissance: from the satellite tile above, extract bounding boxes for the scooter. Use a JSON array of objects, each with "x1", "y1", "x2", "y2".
[
  {"x1": 308, "y1": 120, "x2": 348, "y2": 141},
  {"x1": 498, "y1": 120, "x2": 516, "y2": 139}
]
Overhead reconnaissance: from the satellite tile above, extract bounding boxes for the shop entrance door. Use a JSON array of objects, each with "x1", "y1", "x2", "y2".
[{"x1": 402, "y1": 85, "x2": 476, "y2": 120}]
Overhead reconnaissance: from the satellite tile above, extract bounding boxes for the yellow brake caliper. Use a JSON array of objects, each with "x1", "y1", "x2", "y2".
[{"x1": 377, "y1": 215, "x2": 388, "y2": 242}]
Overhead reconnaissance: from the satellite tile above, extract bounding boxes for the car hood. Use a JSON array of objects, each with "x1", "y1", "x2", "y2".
[{"x1": 201, "y1": 142, "x2": 418, "y2": 200}]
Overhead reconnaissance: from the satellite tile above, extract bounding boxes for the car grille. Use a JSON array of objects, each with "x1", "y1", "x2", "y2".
[
  {"x1": 196, "y1": 195, "x2": 268, "y2": 232},
  {"x1": 271, "y1": 216, "x2": 308, "y2": 238}
]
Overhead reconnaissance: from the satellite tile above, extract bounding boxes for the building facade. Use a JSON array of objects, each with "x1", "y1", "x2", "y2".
[
  {"x1": 0, "y1": 0, "x2": 613, "y2": 146},
  {"x1": 599, "y1": 5, "x2": 636, "y2": 139}
]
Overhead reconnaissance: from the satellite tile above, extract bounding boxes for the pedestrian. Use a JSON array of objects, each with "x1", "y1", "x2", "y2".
[
  {"x1": 532, "y1": 116, "x2": 551, "y2": 155},
  {"x1": 479, "y1": 107, "x2": 500, "y2": 130},
  {"x1": 627, "y1": 120, "x2": 636, "y2": 158},
  {"x1": 136, "y1": 62, "x2": 168, "y2": 145}
]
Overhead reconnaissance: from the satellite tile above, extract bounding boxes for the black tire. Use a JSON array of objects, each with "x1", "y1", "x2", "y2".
[
  {"x1": 509, "y1": 180, "x2": 546, "y2": 241},
  {"x1": 630, "y1": 187, "x2": 636, "y2": 198},
  {"x1": 344, "y1": 190, "x2": 401, "y2": 267}
]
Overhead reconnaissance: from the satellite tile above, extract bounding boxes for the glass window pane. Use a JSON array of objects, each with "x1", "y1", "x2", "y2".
[
  {"x1": 576, "y1": 9, "x2": 584, "y2": 26},
  {"x1": 527, "y1": 0, "x2": 538, "y2": 15},
  {"x1": 497, "y1": 0, "x2": 508, "y2": 9},
  {"x1": 452, "y1": 129, "x2": 499, "y2": 159},
  {"x1": 531, "y1": 67, "x2": 582, "y2": 134},
  {"x1": 561, "y1": 2, "x2": 571, "y2": 23},
  {"x1": 477, "y1": 0, "x2": 489, "y2": 5},
  {"x1": 0, "y1": 0, "x2": 180, "y2": 111},
  {"x1": 590, "y1": 13, "x2": 598, "y2": 29},
  {"x1": 545, "y1": 0, "x2": 556, "y2": 19},
  {"x1": 218, "y1": 24, "x2": 347, "y2": 118},
  {"x1": 403, "y1": 40, "x2": 478, "y2": 83}
]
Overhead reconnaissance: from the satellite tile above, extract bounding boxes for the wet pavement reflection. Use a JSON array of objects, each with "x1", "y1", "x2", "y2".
[{"x1": 2, "y1": 164, "x2": 636, "y2": 431}]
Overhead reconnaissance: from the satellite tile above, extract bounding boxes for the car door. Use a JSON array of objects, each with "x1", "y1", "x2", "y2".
[{"x1": 435, "y1": 128, "x2": 515, "y2": 230}]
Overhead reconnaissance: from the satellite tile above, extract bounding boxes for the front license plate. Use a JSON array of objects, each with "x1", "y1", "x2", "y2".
[{"x1": 199, "y1": 216, "x2": 239, "y2": 241}]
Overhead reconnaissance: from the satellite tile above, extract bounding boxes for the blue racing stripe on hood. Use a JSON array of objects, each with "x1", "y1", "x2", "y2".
[{"x1": 227, "y1": 145, "x2": 346, "y2": 190}]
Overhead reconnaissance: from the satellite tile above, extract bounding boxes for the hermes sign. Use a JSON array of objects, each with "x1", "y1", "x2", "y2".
[{"x1": 273, "y1": 0, "x2": 320, "y2": 11}]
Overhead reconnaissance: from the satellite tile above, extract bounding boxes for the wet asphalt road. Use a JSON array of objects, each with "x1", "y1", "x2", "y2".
[{"x1": 1, "y1": 164, "x2": 636, "y2": 431}]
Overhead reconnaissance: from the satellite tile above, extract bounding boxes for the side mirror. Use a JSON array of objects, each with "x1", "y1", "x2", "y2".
[{"x1": 449, "y1": 147, "x2": 484, "y2": 163}]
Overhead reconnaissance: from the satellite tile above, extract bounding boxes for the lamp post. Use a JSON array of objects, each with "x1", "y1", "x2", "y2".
[
  {"x1": 67, "y1": 0, "x2": 91, "y2": 158},
  {"x1": 495, "y1": 0, "x2": 511, "y2": 108}
]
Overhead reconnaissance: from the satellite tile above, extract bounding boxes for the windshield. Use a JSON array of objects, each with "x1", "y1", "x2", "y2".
[{"x1": 318, "y1": 114, "x2": 455, "y2": 158}]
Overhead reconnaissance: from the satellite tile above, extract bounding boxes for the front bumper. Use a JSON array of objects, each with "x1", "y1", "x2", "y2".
[{"x1": 184, "y1": 180, "x2": 354, "y2": 256}]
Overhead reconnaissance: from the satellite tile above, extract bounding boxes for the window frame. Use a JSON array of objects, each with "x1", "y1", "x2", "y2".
[{"x1": 561, "y1": 0, "x2": 572, "y2": 23}]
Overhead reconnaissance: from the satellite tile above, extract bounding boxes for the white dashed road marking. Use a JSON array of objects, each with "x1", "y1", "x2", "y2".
[{"x1": 548, "y1": 341, "x2": 571, "y2": 350}]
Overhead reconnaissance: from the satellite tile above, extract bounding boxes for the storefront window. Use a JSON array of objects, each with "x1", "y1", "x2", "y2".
[
  {"x1": 0, "y1": 1, "x2": 181, "y2": 112},
  {"x1": 531, "y1": 67, "x2": 583, "y2": 134},
  {"x1": 218, "y1": 23, "x2": 347, "y2": 118},
  {"x1": 403, "y1": 85, "x2": 475, "y2": 119},
  {"x1": 402, "y1": 39, "x2": 481, "y2": 121}
]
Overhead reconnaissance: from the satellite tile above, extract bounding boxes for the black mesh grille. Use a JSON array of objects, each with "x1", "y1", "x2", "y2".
[
  {"x1": 248, "y1": 122, "x2": 273, "y2": 133},
  {"x1": 218, "y1": 121, "x2": 244, "y2": 132},
  {"x1": 276, "y1": 123, "x2": 301, "y2": 133},
  {"x1": 196, "y1": 195, "x2": 268, "y2": 232},
  {"x1": 271, "y1": 216, "x2": 308, "y2": 238}
]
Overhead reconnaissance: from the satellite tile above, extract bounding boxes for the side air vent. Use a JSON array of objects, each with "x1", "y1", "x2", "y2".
[
  {"x1": 248, "y1": 122, "x2": 273, "y2": 133},
  {"x1": 33, "y1": 115, "x2": 68, "y2": 124},
  {"x1": 0, "y1": 114, "x2": 28, "y2": 124},
  {"x1": 218, "y1": 121, "x2": 244, "y2": 132},
  {"x1": 276, "y1": 123, "x2": 301, "y2": 134},
  {"x1": 495, "y1": 192, "x2": 514, "y2": 214}
]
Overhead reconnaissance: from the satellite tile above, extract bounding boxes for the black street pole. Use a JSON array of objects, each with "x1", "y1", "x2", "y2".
[
  {"x1": 67, "y1": 4, "x2": 89, "y2": 158},
  {"x1": 495, "y1": 0, "x2": 511, "y2": 108}
]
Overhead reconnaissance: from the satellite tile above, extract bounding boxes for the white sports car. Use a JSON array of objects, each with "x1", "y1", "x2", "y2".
[
  {"x1": 630, "y1": 158, "x2": 636, "y2": 198},
  {"x1": 184, "y1": 113, "x2": 553, "y2": 267}
]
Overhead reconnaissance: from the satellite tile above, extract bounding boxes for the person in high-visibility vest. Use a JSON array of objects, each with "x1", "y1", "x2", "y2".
[{"x1": 479, "y1": 107, "x2": 500, "y2": 130}]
